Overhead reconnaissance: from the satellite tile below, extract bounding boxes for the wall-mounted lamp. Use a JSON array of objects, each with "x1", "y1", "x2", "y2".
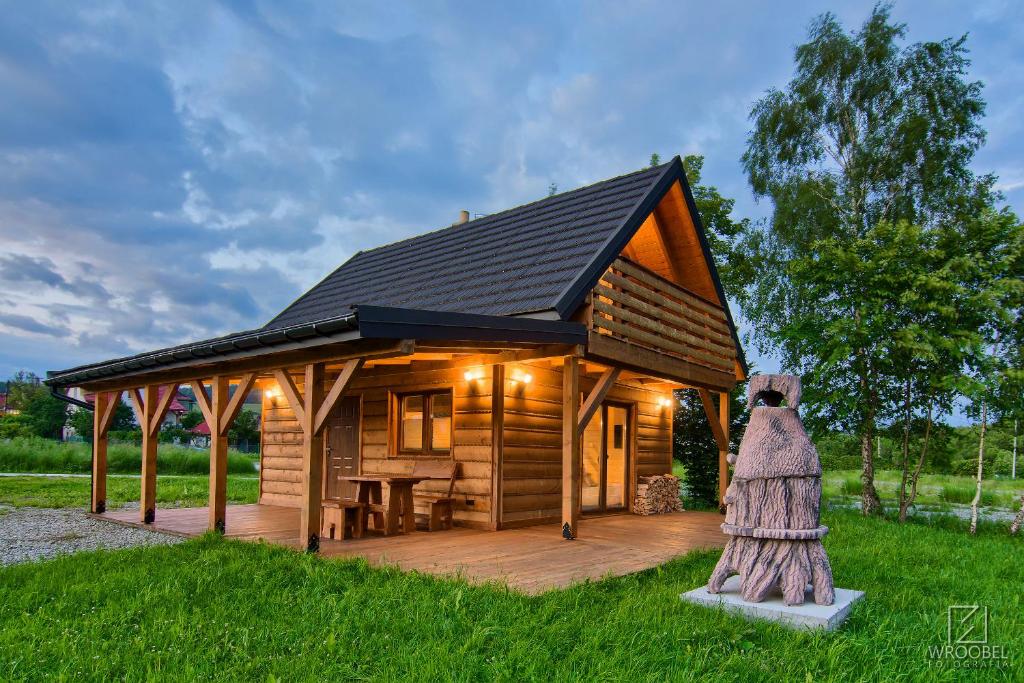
[
  {"x1": 657, "y1": 396, "x2": 673, "y2": 409},
  {"x1": 463, "y1": 369, "x2": 485, "y2": 382},
  {"x1": 264, "y1": 386, "x2": 281, "y2": 406},
  {"x1": 509, "y1": 369, "x2": 533, "y2": 386}
]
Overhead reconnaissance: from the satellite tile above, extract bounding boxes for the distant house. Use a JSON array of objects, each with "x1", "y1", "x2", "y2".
[{"x1": 47, "y1": 157, "x2": 746, "y2": 552}]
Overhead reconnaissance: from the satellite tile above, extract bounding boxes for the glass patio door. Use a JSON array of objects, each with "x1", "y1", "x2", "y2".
[{"x1": 581, "y1": 402, "x2": 630, "y2": 513}]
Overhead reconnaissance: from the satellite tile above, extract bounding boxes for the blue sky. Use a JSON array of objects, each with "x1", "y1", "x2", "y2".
[{"x1": 1, "y1": 0, "x2": 1022, "y2": 385}]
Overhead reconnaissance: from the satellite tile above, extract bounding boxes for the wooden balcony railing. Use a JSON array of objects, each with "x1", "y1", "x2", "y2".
[{"x1": 591, "y1": 258, "x2": 736, "y2": 374}]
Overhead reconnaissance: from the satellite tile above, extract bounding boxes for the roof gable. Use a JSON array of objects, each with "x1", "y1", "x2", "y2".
[{"x1": 263, "y1": 162, "x2": 671, "y2": 330}]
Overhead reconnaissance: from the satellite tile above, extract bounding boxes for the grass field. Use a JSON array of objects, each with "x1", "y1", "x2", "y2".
[
  {"x1": 0, "y1": 509, "x2": 1020, "y2": 680},
  {"x1": 0, "y1": 475, "x2": 259, "y2": 509},
  {"x1": 823, "y1": 469, "x2": 1024, "y2": 511},
  {"x1": 0, "y1": 437, "x2": 258, "y2": 476}
]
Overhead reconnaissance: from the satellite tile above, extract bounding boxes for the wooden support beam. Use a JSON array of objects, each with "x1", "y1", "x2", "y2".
[
  {"x1": 490, "y1": 364, "x2": 505, "y2": 530},
  {"x1": 208, "y1": 376, "x2": 229, "y2": 533},
  {"x1": 148, "y1": 383, "x2": 180, "y2": 437},
  {"x1": 718, "y1": 390, "x2": 730, "y2": 508},
  {"x1": 91, "y1": 390, "x2": 124, "y2": 514},
  {"x1": 313, "y1": 359, "x2": 362, "y2": 436},
  {"x1": 299, "y1": 362, "x2": 326, "y2": 551},
  {"x1": 140, "y1": 384, "x2": 158, "y2": 524},
  {"x1": 577, "y1": 367, "x2": 621, "y2": 438},
  {"x1": 128, "y1": 388, "x2": 144, "y2": 426},
  {"x1": 561, "y1": 356, "x2": 581, "y2": 540},
  {"x1": 698, "y1": 388, "x2": 729, "y2": 451},
  {"x1": 272, "y1": 369, "x2": 305, "y2": 426},
  {"x1": 98, "y1": 391, "x2": 121, "y2": 436},
  {"x1": 189, "y1": 380, "x2": 215, "y2": 428},
  {"x1": 217, "y1": 373, "x2": 256, "y2": 437}
]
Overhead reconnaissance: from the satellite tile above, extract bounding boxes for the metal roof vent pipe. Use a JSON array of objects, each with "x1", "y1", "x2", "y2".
[{"x1": 455, "y1": 210, "x2": 470, "y2": 225}]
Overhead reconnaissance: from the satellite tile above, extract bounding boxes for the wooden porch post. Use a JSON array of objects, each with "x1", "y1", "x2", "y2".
[
  {"x1": 273, "y1": 359, "x2": 362, "y2": 551},
  {"x1": 139, "y1": 385, "x2": 159, "y2": 524},
  {"x1": 191, "y1": 374, "x2": 257, "y2": 533},
  {"x1": 561, "y1": 356, "x2": 581, "y2": 539},
  {"x1": 133, "y1": 383, "x2": 180, "y2": 524},
  {"x1": 490, "y1": 364, "x2": 505, "y2": 531},
  {"x1": 209, "y1": 376, "x2": 229, "y2": 533},
  {"x1": 299, "y1": 363, "x2": 325, "y2": 551},
  {"x1": 91, "y1": 391, "x2": 122, "y2": 514},
  {"x1": 698, "y1": 388, "x2": 731, "y2": 509},
  {"x1": 718, "y1": 390, "x2": 730, "y2": 506}
]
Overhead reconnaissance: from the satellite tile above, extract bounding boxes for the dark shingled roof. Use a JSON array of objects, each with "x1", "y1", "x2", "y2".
[
  {"x1": 264, "y1": 162, "x2": 669, "y2": 329},
  {"x1": 46, "y1": 156, "x2": 749, "y2": 387}
]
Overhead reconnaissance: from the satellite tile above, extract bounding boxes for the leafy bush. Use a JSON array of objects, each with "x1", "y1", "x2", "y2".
[
  {"x1": 0, "y1": 437, "x2": 257, "y2": 475},
  {"x1": 0, "y1": 415, "x2": 32, "y2": 439}
]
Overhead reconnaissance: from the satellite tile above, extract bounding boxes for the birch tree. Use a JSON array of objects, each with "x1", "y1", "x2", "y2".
[{"x1": 738, "y1": 5, "x2": 992, "y2": 514}]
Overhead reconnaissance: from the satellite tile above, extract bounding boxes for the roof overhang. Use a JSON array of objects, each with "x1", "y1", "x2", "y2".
[{"x1": 45, "y1": 305, "x2": 586, "y2": 389}]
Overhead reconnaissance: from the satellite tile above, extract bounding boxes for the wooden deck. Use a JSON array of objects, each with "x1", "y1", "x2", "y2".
[{"x1": 97, "y1": 505, "x2": 726, "y2": 594}]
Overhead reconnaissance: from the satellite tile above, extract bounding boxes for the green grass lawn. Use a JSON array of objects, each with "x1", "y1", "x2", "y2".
[
  {"x1": 0, "y1": 475, "x2": 259, "y2": 509},
  {"x1": 0, "y1": 510, "x2": 1020, "y2": 681}
]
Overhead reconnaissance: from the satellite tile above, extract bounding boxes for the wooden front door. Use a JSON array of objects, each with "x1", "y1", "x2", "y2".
[
  {"x1": 325, "y1": 396, "x2": 360, "y2": 499},
  {"x1": 581, "y1": 402, "x2": 630, "y2": 513}
]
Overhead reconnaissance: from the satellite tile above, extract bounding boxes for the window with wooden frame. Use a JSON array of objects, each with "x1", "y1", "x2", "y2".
[{"x1": 395, "y1": 390, "x2": 452, "y2": 455}]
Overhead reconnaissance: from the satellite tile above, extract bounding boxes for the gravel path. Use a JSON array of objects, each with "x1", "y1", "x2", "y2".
[{"x1": 0, "y1": 505, "x2": 182, "y2": 566}]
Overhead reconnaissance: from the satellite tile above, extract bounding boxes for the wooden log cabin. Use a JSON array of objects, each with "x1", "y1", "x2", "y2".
[{"x1": 46, "y1": 156, "x2": 747, "y2": 550}]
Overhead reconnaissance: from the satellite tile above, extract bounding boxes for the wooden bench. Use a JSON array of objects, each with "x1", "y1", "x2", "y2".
[{"x1": 411, "y1": 460, "x2": 460, "y2": 531}]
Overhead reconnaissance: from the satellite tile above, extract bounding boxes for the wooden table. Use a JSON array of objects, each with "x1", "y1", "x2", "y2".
[{"x1": 339, "y1": 475, "x2": 429, "y2": 536}]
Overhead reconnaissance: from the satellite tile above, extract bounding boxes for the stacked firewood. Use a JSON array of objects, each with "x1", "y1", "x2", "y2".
[{"x1": 633, "y1": 475, "x2": 684, "y2": 515}]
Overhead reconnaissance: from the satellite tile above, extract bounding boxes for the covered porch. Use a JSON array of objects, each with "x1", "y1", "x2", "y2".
[{"x1": 95, "y1": 503, "x2": 726, "y2": 594}]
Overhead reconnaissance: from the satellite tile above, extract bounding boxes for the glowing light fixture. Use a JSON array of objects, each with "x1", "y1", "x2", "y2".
[
  {"x1": 658, "y1": 396, "x2": 672, "y2": 409},
  {"x1": 464, "y1": 369, "x2": 484, "y2": 382},
  {"x1": 509, "y1": 368, "x2": 533, "y2": 387}
]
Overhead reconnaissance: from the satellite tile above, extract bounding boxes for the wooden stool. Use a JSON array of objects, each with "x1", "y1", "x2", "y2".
[{"x1": 321, "y1": 500, "x2": 366, "y2": 540}]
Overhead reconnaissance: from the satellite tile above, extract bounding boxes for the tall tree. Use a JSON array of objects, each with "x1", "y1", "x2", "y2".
[
  {"x1": 738, "y1": 5, "x2": 992, "y2": 515},
  {"x1": 6, "y1": 371, "x2": 68, "y2": 439}
]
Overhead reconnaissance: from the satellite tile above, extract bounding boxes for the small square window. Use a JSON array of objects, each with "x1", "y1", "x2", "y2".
[{"x1": 396, "y1": 390, "x2": 452, "y2": 455}]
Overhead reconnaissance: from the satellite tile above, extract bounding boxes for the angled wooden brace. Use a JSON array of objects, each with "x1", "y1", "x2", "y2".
[{"x1": 577, "y1": 367, "x2": 621, "y2": 438}]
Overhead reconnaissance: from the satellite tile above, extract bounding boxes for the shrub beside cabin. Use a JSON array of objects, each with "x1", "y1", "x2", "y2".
[{"x1": 47, "y1": 157, "x2": 747, "y2": 550}]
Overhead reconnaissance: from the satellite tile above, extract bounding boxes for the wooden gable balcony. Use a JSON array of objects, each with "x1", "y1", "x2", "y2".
[{"x1": 585, "y1": 257, "x2": 739, "y2": 390}]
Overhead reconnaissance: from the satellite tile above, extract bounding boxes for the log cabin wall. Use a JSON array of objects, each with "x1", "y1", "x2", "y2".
[
  {"x1": 259, "y1": 359, "x2": 672, "y2": 530},
  {"x1": 499, "y1": 360, "x2": 672, "y2": 529},
  {"x1": 259, "y1": 363, "x2": 495, "y2": 528},
  {"x1": 260, "y1": 377, "x2": 305, "y2": 507}
]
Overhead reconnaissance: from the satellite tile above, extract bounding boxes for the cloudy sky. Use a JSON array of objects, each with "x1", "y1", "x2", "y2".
[{"x1": 1, "y1": 0, "x2": 1022, "y2": 381}]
